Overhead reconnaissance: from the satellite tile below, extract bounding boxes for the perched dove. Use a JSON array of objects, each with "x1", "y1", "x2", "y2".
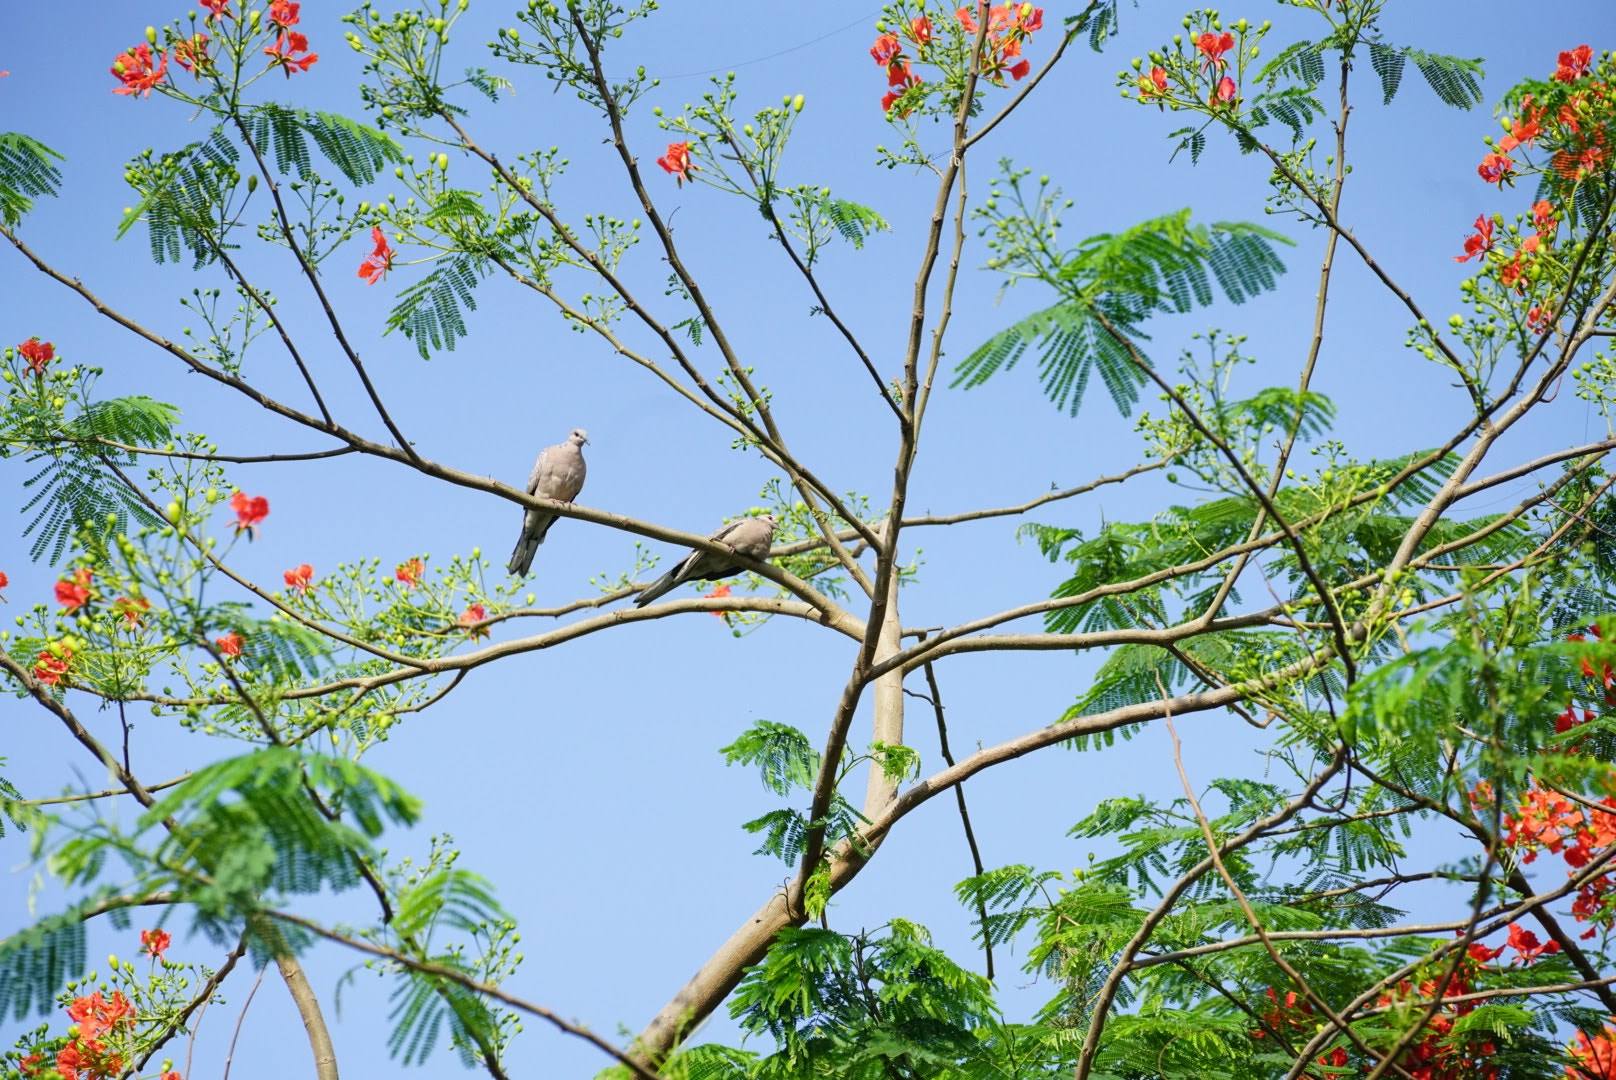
[
  {"x1": 634, "y1": 513, "x2": 777, "y2": 608},
  {"x1": 506, "y1": 429, "x2": 589, "y2": 576}
]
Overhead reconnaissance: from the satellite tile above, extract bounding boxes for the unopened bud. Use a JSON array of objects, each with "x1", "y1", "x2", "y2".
[
  {"x1": 145, "y1": 26, "x2": 158, "y2": 45},
  {"x1": 792, "y1": 93, "x2": 804, "y2": 112}
]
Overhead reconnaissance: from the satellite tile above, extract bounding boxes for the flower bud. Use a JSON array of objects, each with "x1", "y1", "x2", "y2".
[
  {"x1": 145, "y1": 26, "x2": 158, "y2": 45},
  {"x1": 792, "y1": 93, "x2": 804, "y2": 112},
  {"x1": 246, "y1": 174, "x2": 258, "y2": 193}
]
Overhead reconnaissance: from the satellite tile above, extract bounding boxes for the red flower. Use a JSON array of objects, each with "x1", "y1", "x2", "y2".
[
  {"x1": 284, "y1": 564, "x2": 315, "y2": 593},
  {"x1": 113, "y1": 595, "x2": 151, "y2": 627},
  {"x1": 1214, "y1": 75, "x2": 1237, "y2": 103},
  {"x1": 141, "y1": 928, "x2": 172, "y2": 960},
  {"x1": 1455, "y1": 214, "x2": 1494, "y2": 262},
  {"x1": 264, "y1": 27, "x2": 318, "y2": 77},
  {"x1": 1467, "y1": 940, "x2": 1505, "y2": 963},
  {"x1": 1476, "y1": 152, "x2": 1514, "y2": 185},
  {"x1": 882, "y1": 66, "x2": 924, "y2": 114},
  {"x1": 458, "y1": 603, "x2": 489, "y2": 638},
  {"x1": 656, "y1": 141, "x2": 693, "y2": 185},
  {"x1": 357, "y1": 227, "x2": 393, "y2": 284},
  {"x1": 706, "y1": 582, "x2": 732, "y2": 616},
  {"x1": 1499, "y1": 97, "x2": 1543, "y2": 152},
  {"x1": 216, "y1": 632, "x2": 244, "y2": 657},
  {"x1": 1568, "y1": 1025, "x2": 1616, "y2": 1079},
  {"x1": 198, "y1": 0, "x2": 233, "y2": 20},
  {"x1": 1196, "y1": 31, "x2": 1235, "y2": 70},
  {"x1": 66, "y1": 990, "x2": 133, "y2": 1040},
  {"x1": 0, "y1": 569, "x2": 8, "y2": 599},
  {"x1": 1527, "y1": 305, "x2": 1552, "y2": 334},
  {"x1": 110, "y1": 43, "x2": 169, "y2": 97},
  {"x1": 1500, "y1": 255, "x2": 1527, "y2": 290},
  {"x1": 870, "y1": 33, "x2": 903, "y2": 66},
  {"x1": 1532, "y1": 200, "x2": 1557, "y2": 234},
  {"x1": 173, "y1": 33, "x2": 213, "y2": 75},
  {"x1": 268, "y1": 0, "x2": 301, "y2": 26},
  {"x1": 56, "y1": 568, "x2": 93, "y2": 611},
  {"x1": 1138, "y1": 66, "x2": 1169, "y2": 98},
  {"x1": 34, "y1": 646, "x2": 71, "y2": 686},
  {"x1": 907, "y1": 17, "x2": 933, "y2": 45},
  {"x1": 230, "y1": 490, "x2": 270, "y2": 535},
  {"x1": 396, "y1": 558, "x2": 424, "y2": 588},
  {"x1": 1008, "y1": 57, "x2": 1031, "y2": 80},
  {"x1": 18, "y1": 337, "x2": 54, "y2": 375},
  {"x1": 1553, "y1": 44, "x2": 1593, "y2": 83},
  {"x1": 1505, "y1": 922, "x2": 1561, "y2": 961}
]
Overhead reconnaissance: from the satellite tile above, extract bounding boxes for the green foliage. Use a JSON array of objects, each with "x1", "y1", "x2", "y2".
[
  {"x1": 956, "y1": 209, "x2": 1291, "y2": 416},
  {"x1": 243, "y1": 105, "x2": 405, "y2": 185},
  {"x1": 0, "y1": 919, "x2": 84, "y2": 1021},
  {"x1": 823, "y1": 199, "x2": 889, "y2": 250},
  {"x1": 723, "y1": 721, "x2": 820, "y2": 797},
  {"x1": 18, "y1": 395, "x2": 179, "y2": 562},
  {"x1": 0, "y1": 132, "x2": 64, "y2": 226},
  {"x1": 385, "y1": 252, "x2": 487, "y2": 358}
]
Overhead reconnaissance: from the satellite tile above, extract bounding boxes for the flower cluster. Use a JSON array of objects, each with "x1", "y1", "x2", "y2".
[
  {"x1": 110, "y1": 43, "x2": 168, "y2": 98},
  {"x1": 1372, "y1": 953, "x2": 1503, "y2": 1080},
  {"x1": 956, "y1": 3, "x2": 1043, "y2": 85},
  {"x1": 869, "y1": 18, "x2": 930, "y2": 115},
  {"x1": 396, "y1": 558, "x2": 424, "y2": 588},
  {"x1": 458, "y1": 603, "x2": 489, "y2": 638},
  {"x1": 1196, "y1": 31, "x2": 1237, "y2": 104},
  {"x1": 264, "y1": 1, "x2": 319, "y2": 77},
  {"x1": 284, "y1": 563, "x2": 316, "y2": 593}
]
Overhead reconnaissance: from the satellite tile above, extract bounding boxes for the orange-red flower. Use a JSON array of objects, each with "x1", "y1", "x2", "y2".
[
  {"x1": 870, "y1": 33, "x2": 903, "y2": 66},
  {"x1": 1138, "y1": 66, "x2": 1169, "y2": 98},
  {"x1": 1196, "y1": 31, "x2": 1235, "y2": 70},
  {"x1": 1567, "y1": 1025, "x2": 1616, "y2": 1080},
  {"x1": 1532, "y1": 200, "x2": 1557, "y2": 234},
  {"x1": 953, "y1": 4, "x2": 1043, "y2": 85},
  {"x1": 284, "y1": 564, "x2": 315, "y2": 593},
  {"x1": 113, "y1": 595, "x2": 150, "y2": 627},
  {"x1": 110, "y1": 43, "x2": 169, "y2": 97},
  {"x1": 67, "y1": 990, "x2": 133, "y2": 1040},
  {"x1": 198, "y1": 0, "x2": 233, "y2": 20},
  {"x1": 705, "y1": 582, "x2": 731, "y2": 616},
  {"x1": 230, "y1": 491, "x2": 270, "y2": 535},
  {"x1": 1527, "y1": 305, "x2": 1552, "y2": 334},
  {"x1": 56, "y1": 568, "x2": 93, "y2": 611},
  {"x1": 1477, "y1": 152, "x2": 1514, "y2": 185},
  {"x1": 141, "y1": 928, "x2": 172, "y2": 960},
  {"x1": 1553, "y1": 44, "x2": 1593, "y2": 83},
  {"x1": 1214, "y1": 75, "x2": 1237, "y2": 103},
  {"x1": 1505, "y1": 922, "x2": 1561, "y2": 961},
  {"x1": 656, "y1": 142, "x2": 693, "y2": 185},
  {"x1": 357, "y1": 227, "x2": 393, "y2": 284},
  {"x1": 264, "y1": 24, "x2": 318, "y2": 77},
  {"x1": 458, "y1": 603, "x2": 489, "y2": 638},
  {"x1": 0, "y1": 570, "x2": 9, "y2": 598},
  {"x1": 268, "y1": 0, "x2": 301, "y2": 26},
  {"x1": 34, "y1": 646, "x2": 71, "y2": 686},
  {"x1": 173, "y1": 32, "x2": 213, "y2": 75},
  {"x1": 907, "y1": 17, "x2": 933, "y2": 45},
  {"x1": 396, "y1": 558, "x2": 424, "y2": 588},
  {"x1": 1455, "y1": 214, "x2": 1494, "y2": 262},
  {"x1": 1499, "y1": 96, "x2": 1543, "y2": 152},
  {"x1": 216, "y1": 632, "x2": 244, "y2": 657},
  {"x1": 883, "y1": 66, "x2": 924, "y2": 114},
  {"x1": 18, "y1": 337, "x2": 53, "y2": 375}
]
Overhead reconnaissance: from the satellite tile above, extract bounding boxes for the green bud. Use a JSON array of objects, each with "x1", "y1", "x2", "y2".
[
  {"x1": 792, "y1": 93, "x2": 804, "y2": 112},
  {"x1": 145, "y1": 26, "x2": 158, "y2": 45},
  {"x1": 246, "y1": 174, "x2": 258, "y2": 193}
]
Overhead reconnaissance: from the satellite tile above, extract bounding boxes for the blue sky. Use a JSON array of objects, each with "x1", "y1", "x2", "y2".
[{"x1": 2, "y1": 1, "x2": 1612, "y2": 1076}]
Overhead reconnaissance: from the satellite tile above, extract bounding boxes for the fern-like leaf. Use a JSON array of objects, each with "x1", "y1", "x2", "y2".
[{"x1": 0, "y1": 132, "x2": 65, "y2": 226}]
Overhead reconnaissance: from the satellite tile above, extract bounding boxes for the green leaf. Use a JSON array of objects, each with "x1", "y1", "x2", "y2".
[{"x1": 0, "y1": 132, "x2": 65, "y2": 226}]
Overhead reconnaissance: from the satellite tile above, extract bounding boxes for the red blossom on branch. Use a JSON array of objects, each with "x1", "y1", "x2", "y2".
[
  {"x1": 1213, "y1": 75, "x2": 1237, "y2": 103},
  {"x1": 656, "y1": 141, "x2": 694, "y2": 185},
  {"x1": 0, "y1": 569, "x2": 8, "y2": 601},
  {"x1": 18, "y1": 336, "x2": 54, "y2": 375},
  {"x1": 357, "y1": 227, "x2": 393, "y2": 284},
  {"x1": 268, "y1": 0, "x2": 301, "y2": 26},
  {"x1": 140, "y1": 928, "x2": 171, "y2": 960},
  {"x1": 284, "y1": 564, "x2": 315, "y2": 593},
  {"x1": 34, "y1": 646, "x2": 71, "y2": 686},
  {"x1": 1506, "y1": 922, "x2": 1561, "y2": 962},
  {"x1": 1477, "y1": 152, "x2": 1515, "y2": 185},
  {"x1": 55, "y1": 568, "x2": 93, "y2": 612},
  {"x1": 1196, "y1": 31, "x2": 1235, "y2": 70},
  {"x1": 705, "y1": 583, "x2": 731, "y2": 616},
  {"x1": 953, "y1": 4, "x2": 1043, "y2": 86},
  {"x1": 396, "y1": 558, "x2": 424, "y2": 588},
  {"x1": 1553, "y1": 44, "x2": 1593, "y2": 83},
  {"x1": 1137, "y1": 65, "x2": 1169, "y2": 98},
  {"x1": 198, "y1": 0, "x2": 233, "y2": 21},
  {"x1": 870, "y1": 32, "x2": 903, "y2": 66},
  {"x1": 459, "y1": 603, "x2": 489, "y2": 638},
  {"x1": 216, "y1": 632, "x2": 244, "y2": 657},
  {"x1": 907, "y1": 17, "x2": 933, "y2": 45},
  {"x1": 113, "y1": 595, "x2": 150, "y2": 627},
  {"x1": 230, "y1": 490, "x2": 270, "y2": 535},
  {"x1": 1500, "y1": 96, "x2": 1544, "y2": 152},
  {"x1": 173, "y1": 32, "x2": 213, "y2": 75},
  {"x1": 1455, "y1": 214, "x2": 1494, "y2": 262},
  {"x1": 110, "y1": 43, "x2": 168, "y2": 97}
]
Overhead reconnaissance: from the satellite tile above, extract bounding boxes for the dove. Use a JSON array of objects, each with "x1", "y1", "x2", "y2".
[
  {"x1": 506, "y1": 429, "x2": 589, "y2": 576},
  {"x1": 634, "y1": 513, "x2": 777, "y2": 608}
]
